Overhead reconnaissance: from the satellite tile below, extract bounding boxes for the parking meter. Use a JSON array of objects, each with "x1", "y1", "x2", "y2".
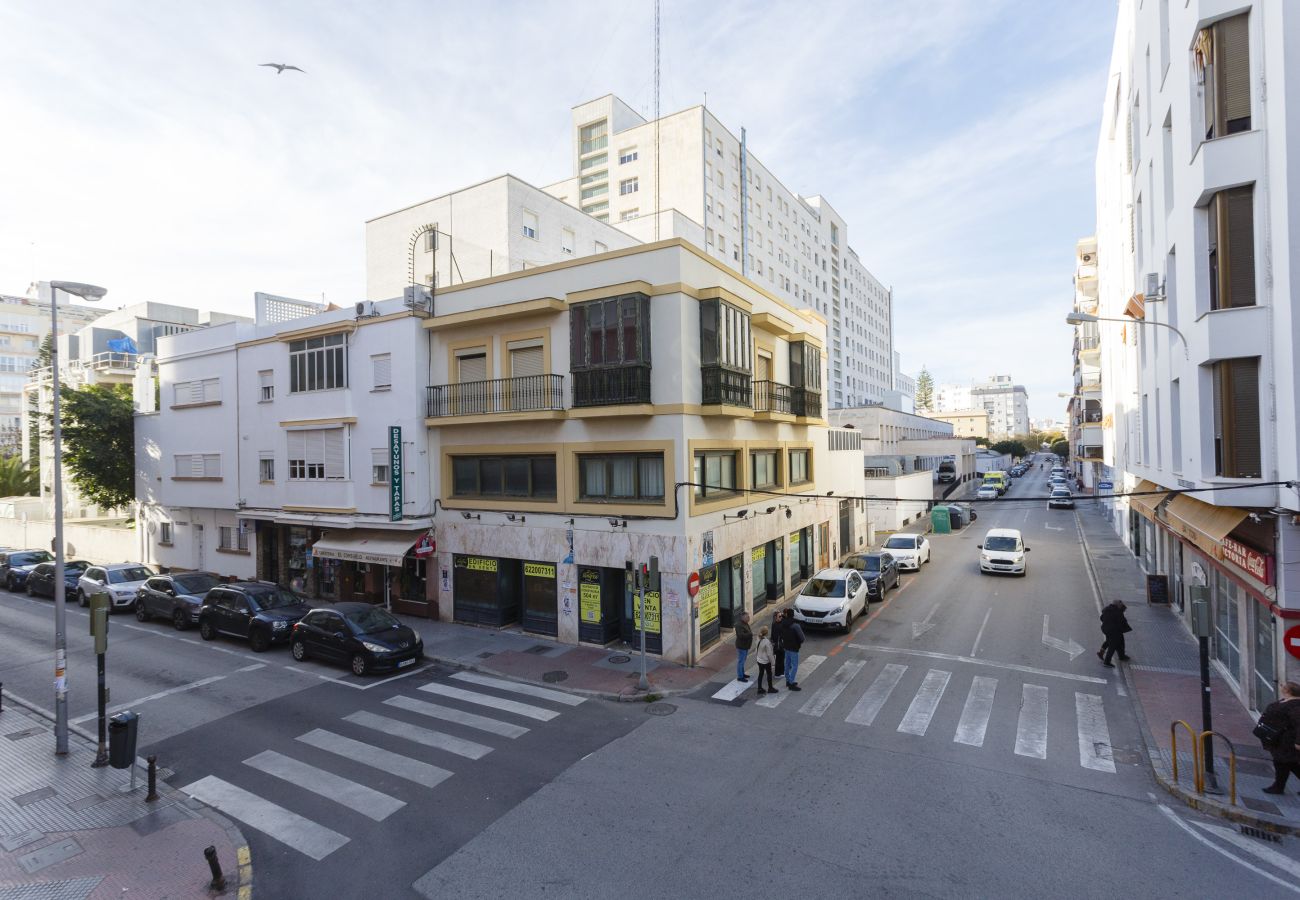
[{"x1": 1189, "y1": 586, "x2": 1211, "y2": 638}]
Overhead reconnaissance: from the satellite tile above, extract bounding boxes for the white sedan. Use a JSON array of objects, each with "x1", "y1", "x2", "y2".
[
  {"x1": 882, "y1": 533, "x2": 931, "y2": 571},
  {"x1": 791, "y1": 568, "x2": 871, "y2": 633},
  {"x1": 976, "y1": 484, "x2": 1000, "y2": 500}
]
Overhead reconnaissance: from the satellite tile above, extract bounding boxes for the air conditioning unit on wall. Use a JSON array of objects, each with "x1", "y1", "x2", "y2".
[{"x1": 355, "y1": 300, "x2": 376, "y2": 317}]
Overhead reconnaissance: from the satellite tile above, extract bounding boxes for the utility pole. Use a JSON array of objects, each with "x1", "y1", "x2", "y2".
[
  {"x1": 653, "y1": 0, "x2": 661, "y2": 241},
  {"x1": 1190, "y1": 585, "x2": 1218, "y2": 791},
  {"x1": 90, "y1": 592, "x2": 110, "y2": 767}
]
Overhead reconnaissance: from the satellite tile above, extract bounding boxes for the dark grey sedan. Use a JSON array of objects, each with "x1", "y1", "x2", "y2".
[{"x1": 135, "y1": 572, "x2": 224, "y2": 629}]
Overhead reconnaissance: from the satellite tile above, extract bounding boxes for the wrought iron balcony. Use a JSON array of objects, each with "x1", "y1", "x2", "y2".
[
  {"x1": 753, "y1": 380, "x2": 793, "y2": 415},
  {"x1": 792, "y1": 387, "x2": 822, "y2": 419},
  {"x1": 426, "y1": 374, "x2": 564, "y2": 418},
  {"x1": 701, "y1": 366, "x2": 751, "y2": 407},
  {"x1": 572, "y1": 364, "x2": 651, "y2": 408}
]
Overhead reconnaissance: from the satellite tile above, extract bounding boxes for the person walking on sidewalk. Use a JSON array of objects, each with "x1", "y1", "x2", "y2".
[
  {"x1": 1097, "y1": 601, "x2": 1132, "y2": 667},
  {"x1": 1260, "y1": 682, "x2": 1300, "y2": 795},
  {"x1": 772, "y1": 610, "x2": 786, "y2": 680},
  {"x1": 784, "y1": 616, "x2": 806, "y2": 690},
  {"x1": 754, "y1": 626, "x2": 776, "y2": 695},
  {"x1": 734, "y1": 612, "x2": 753, "y2": 682}
]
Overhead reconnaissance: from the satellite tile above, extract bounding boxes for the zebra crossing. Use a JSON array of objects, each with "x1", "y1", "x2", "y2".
[
  {"x1": 179, "y1": 671, "x2": 585, "y2": 861},
  {"x1": 716, "y1": 655, "x2": 1117, "y2": 773}
]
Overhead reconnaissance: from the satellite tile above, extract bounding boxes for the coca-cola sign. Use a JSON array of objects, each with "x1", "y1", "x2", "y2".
[{"x1": 1222, "y1": 536, "x2": 1271, "y2": 584}]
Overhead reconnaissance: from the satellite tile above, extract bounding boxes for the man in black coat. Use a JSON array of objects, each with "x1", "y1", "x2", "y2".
[
  {"x1": 1261, "y1": 681, "x2": 1300, "y2": 794},
  {"x1": 771, "y1": 609, "x2": 786, "y2": 679},
  {"x1": 783, "y1": 616, "x2": 806, "y2": 690},
  {"x1": 1097, "y1": 601, "x2": 1132, "y2": 667}
]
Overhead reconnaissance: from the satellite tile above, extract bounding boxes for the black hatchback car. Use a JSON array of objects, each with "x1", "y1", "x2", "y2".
[
  {"x1": 198, "y1": 581, "x2": 311, "y2": 652},
  {"x1": 26, "y1": 560, "x2": 91, "y2": 598},
  {"x1": 842, "y1": 551, "x2": 901, "y2": 601},
  {"x1": 136, "y1": 571, "x2": 224, "y2": 630},
  {"x1": 291, "y1": 603, "x2": 423, "y2": 676}
]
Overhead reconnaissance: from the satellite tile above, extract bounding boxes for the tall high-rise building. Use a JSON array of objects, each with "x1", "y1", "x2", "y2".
[{"x1": 933, "y1": 375, "x2": 1029, "y2": 439}]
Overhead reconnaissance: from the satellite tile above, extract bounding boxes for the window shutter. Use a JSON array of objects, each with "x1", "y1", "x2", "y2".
[
  {"x1": 1228, "y1": 358, "x2": 1261, "y2": 477},
  {"x1": 1224, "y1": 186, "x2": 1255, "y2": 307},
  {"x1": 323, "y1": 430, "x2": 345, "y2": 479},
  {"x1": 174, "y1": 454, "x2": 188, "y2": 476},
  {"x1": 458, "y1": 353, "x2": 487, "y2": 383},
  {"x1": 510, "y1": 346, "x2": 544, "y2": 378},
  {"x1": 1218, "y1": 14, "x2": 1251, "y2": 129},
  {"x1": 372, "y1": 354, "x2": 392, "y2": 389},
  {"x1": 191, "y1": 454, "x2": 205, "y2": 477},
  {"x1": 203, "y1": 454, "x2": 220, "y2": 477},
  {"x1": 371, "y1": 448, "x2": 386, "y2": 469},
  {"x1": 756, "y1": 354, "x2": 770, "y2": 381}
]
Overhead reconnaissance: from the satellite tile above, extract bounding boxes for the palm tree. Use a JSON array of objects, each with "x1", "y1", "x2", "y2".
[{"x1": 0, "y1": 454, "x2": 37, "y2": 497}]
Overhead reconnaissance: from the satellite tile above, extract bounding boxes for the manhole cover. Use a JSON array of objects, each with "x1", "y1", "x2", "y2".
[
  {"x1": 646, "y1": 702, "x2": 676, "y2": 716},
  {"x1": 542, "y1": 670, "x2": 569, "y2": 683},
  {"x1": 607, "y1": 654, "x2": 631, "y2": 664}
]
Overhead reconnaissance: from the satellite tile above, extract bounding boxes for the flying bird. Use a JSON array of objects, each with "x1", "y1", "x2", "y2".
[{"x1": 259, "y1": 63, "x2": 305, "y2": 74}]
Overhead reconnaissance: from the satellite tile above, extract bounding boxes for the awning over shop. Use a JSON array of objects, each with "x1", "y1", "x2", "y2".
[
  {"x1": 1164, "y1": 493, "x2": 1249, "y2": 560},
  {"x1": 1129, "y1": 479, "x2": 1171, "y2": 522},
  {"x1": 311, "y1": 529, "x2": 421, "y2": 566}
]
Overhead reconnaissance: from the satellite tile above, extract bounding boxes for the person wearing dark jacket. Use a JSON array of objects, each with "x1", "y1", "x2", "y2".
[
  {"x1": 1097, "y1": 601, "x2": 1132, "y2": 667},
  {"x1": 783, "y1": 617, "x2": 806, "y2": 690},
  {"x1": 1262, "y1": 682, "x2": 1300, "y2": 794},
  {"x1": 772, "y1": 610, "x2": 786, "y2": 679},
  {"x1": 734, "y1": 612, "x2": 753, "y2": 682}
]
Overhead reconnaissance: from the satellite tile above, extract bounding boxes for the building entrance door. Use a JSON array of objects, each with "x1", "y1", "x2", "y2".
[
  {"x1": 577, "y1": 565, "x2": 622, "y2": 644},
  {"x1": 838, "y1": 500, "x2": 852, "y2": 559},
  {"x1": 522, "y1": 561, "x2": 558, "y2": 637}
]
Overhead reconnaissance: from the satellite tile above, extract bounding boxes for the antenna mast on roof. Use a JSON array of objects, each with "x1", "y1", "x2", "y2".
[{"x1": 654, "y1": 0, "x2": 661, "y2": 241}]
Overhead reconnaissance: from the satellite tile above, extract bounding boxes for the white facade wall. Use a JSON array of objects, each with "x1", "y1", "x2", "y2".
[{"x1": 828, "y1": 405, "x2": 954, "y2": 457}]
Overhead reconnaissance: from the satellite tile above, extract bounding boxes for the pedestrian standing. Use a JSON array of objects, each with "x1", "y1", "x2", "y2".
[
  {"x1": 771, "y1": 610, "x2": 786, "y2": 679},
  {"x1": 754, "y1": 626, "x2": 776, "y2": 695},
  {"x1": 784, "y1": 616, "x2": 806, "y2": 690},
  {"x1": 734, "y1": 612, "x2": 753, "y2": 683},
  {"x1": 1260, "y1": 682, "x2": 1300, "y2": 794},
  {"x1": 1097, "y1": 601, "x2": 1132, "y2": 667}
]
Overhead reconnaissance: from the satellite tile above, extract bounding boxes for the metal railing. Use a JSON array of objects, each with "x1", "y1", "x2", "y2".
[
  {"x1": 753, "y1": 380, "x2": 793, "y2": 415},
  {"x1": 792, "y1": 387, "x2": 823, "y2": 419},
  {"x1": 701, "y1": 366, "x2": 751, "y2": 407},
  {"x1": 572, "y1": 364, "x2": 651, "y2": 408},
  {"x1": 426, "y1": 374, "x2": 564, "y2": 418},
  {"x1": 1170, "y1": 720, "x2": 1238, "y2": 806}
]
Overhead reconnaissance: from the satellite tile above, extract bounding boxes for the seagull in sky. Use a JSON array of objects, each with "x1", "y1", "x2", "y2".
[{"x1": 259, "y1": 63, "x2": 305, "y2": 74}]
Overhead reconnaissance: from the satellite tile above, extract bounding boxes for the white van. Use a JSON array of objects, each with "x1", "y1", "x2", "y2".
[{"x1": 977, "y1": 528, "x2": 1030, "y2": 576}]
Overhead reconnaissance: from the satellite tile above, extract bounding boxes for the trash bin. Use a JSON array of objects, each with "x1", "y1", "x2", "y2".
[
  {"x1": 930, "y1": 506, "x2": 952, "y2": 535},
  {"x1": 947, "y1": 505, "x2": 964, "y2": 529},
  {"x1": 108, "y1": 711, "x2": 139, "y2": 770}
]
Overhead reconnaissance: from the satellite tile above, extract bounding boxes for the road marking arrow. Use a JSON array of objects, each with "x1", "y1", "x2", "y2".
[
  {"x1": 1042, "y1": 615, "x2": 1085, "y2": 660},
  {"x1": 912, "y1": 603, "x2": 941, "y2": 639},
  {"x1": 1045, "y1": 523, "x2": 1064, "y2": 532}
]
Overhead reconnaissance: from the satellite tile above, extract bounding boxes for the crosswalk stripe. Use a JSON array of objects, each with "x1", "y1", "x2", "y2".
[
  {"x1": 244, "y1": 750, "x2": 405, "y2": 822},
  {"x1": 898, "y1": 669, "x2": 950, "y2": 736},
  {"x1": 450, "y1": 671, "x2": 585, "y2": 706},
  {"x1": 1074, "y1": 693, "x2": 1116, "y2": 773},
  {"x1": 845, "y1": 663, "x2": 907, "y2": 726},
  {"x1": 344, "y1": 711, "x2": 493, "y2": 760},
  {"x1": 384, "y1": 695, "x2": 530, "y2": 739},
  {"x1": 711, "y1": 678, "x2": 753, "y2": 702},
  {"x1": 180, "y1": 775, "x2": 349, "y2": 861},
  {"x1": 1015, "y1": 684, "x2": 1049, "y2": 759},
  {"x1": 296, "y1": 729, "x2": 452, "y2": 789},
  {"x1": 799, "y1": 659, "x2": 865, "y2": 717},
  {"x1": 755, "y1": 655, "x2": 827, "y2": 707},
  {"x1": 954, "y1": 676, "x2": 998, "y2": 747},
  {"x1": 418, "y1": 683, "x2": 560, "y2": 721}
]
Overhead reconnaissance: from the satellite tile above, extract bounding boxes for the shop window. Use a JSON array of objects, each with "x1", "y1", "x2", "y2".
[
  {"x1": 451, "y1": 454, "x2": 557, "y2": 499},
  {"x1": 694, "y1": 450, "x2": 737, "y2": 499},
  {"x1": 578, "y1": 453, "x2": 664, "y2": 502},
  {"x1": 1213, "y1": 571, "x2": 1241, "y2": 680}
]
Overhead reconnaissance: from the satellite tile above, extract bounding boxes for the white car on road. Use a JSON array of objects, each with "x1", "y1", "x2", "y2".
[
  {"x1": 976, "y1": 483, "x2": 999, "y2": 500},
  {"x1": 977, "y1": 528, "x2": 1030, "y2": 576},
  {"x1": 883, "y1": 533, "x2": 931, "y2": 571},
  {"x1": 791, "y1": 568, "x2": 871, "y2": 633}
]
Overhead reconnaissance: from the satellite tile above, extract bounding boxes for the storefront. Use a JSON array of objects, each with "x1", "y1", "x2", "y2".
[
  {"x1": 622, "y1": 567, "x2": 662, "y2": 655},
  {"x1": 453, "y1": 555, "x2": 521, "y2": 626},
  {"x1": 788, "y1": 526, "x2": 813, "y2": 590},
  {"x1": 698, "y1": 564, "x2": 720, "y2": 651},
  {"x1": 715, "y1": 552, "x2": 745, "y2": 629},
  {"x1": 522, "y1": 561, "x2": 559, "y2": 637},
  {"x1": 751, "y1": 537, "x2": 784, "y2": 612},
  {"x1": 576, "y1": 565, "x2": 622, "y2": 645},
  {"x1": 310, "y1": 529, "x2": 427, "y2": 611}
]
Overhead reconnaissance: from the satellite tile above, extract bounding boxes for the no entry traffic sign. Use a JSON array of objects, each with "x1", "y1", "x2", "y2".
[
  {"x1": 687, "y1": 571, "x2": 700, "y2": 597},
  {"x1": 1286, "y1": 624, "x2": 1300, "y2": 661}
]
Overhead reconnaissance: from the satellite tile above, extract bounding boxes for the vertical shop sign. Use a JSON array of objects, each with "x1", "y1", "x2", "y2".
[{"x1": 389, "y1": 426, "x2": 403, "y2": 521}]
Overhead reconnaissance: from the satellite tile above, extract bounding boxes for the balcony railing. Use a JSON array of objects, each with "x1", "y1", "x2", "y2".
[
  {"x1": 1078, "y1": 444, "x2": 1104, "y2": 461},
  {"x1": 426, "y1": 374, "x2": 564, "y2": 418},
  {"x1": 572, "y1": 364, "x2": 651, "y2": 408},
  {"x1": 753, "y1": 380, "x2": 793, "y2": 415},
  {"x1": 792, "y1": 387, "x2": 823, "y2": 419},
  {"x1": 701, "y1": 366, "x2": 751, "y2": 407}
]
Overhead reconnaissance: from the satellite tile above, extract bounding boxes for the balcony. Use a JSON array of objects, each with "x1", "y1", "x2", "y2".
[
  {"x1": 572, "y1": 364, "x2": 651, "y2": 409},
  {"x1": 753, "y1": 380, "x2": 794, "y2": 416},
  {"x1": 792, "y1": 387, "x2": 823, "y2": 419},
  {"x1": 701, "y1": 366, "x2": 752, "y2": 408},
  {"x1": 1078, "y1": 444, "x2": 1104, "y2": 462},
  {"x1": 426, "y1": 374, "x2": 565, "y2": 422}
]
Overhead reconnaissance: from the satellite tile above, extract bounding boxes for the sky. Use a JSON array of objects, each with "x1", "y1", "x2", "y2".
[{"x1": 0, "y1": 1, "x2": 1116, "y2": 423}]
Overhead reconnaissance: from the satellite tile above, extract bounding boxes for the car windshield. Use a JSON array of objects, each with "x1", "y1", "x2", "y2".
[
  {"x1": 985, "y1": 536, "x2": 1021, "y2": 551},
  {"x1": 108, "y1": 567, "x2": 153, "y2": 584},
  {"x1": 65, "y1": 561, "x2": 89, "y2": 574},
  {"x1": 174, "y1": 573, "x2": 221, "y2": 594},
  {"x1": 344, "y1": 607, "x2": 401, "y2": 634},
  {"x1": 14, "y1": 551, "x2": 53, "y2": 566},
  {"x1": 1051, "y1": 490, "x2": 1071, "y2": 497},
  {"x1": 248, "y1": 587, "x2": 301, "y2": 610},
  {"x1": 884, "y1": 536, "x2": 916, "y2": 550},
  {"x1": 802, "y1": 577, "x2": 847, "y2": 598},
  {"x1": 848, "y1": 555, "x2": 881, "y2": 572}
]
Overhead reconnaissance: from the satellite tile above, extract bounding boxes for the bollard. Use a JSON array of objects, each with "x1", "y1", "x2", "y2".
[
  {"x1": 204, "y1": 845, "x2": 226, "y2": 891},
  {"x1": 145, "y1": 755, "x2": 159, "y2": 803}
]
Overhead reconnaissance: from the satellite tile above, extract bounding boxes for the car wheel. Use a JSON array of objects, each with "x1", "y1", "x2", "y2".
[
  {"x1": 843, "y1": 610, "x2": 854, "y2": 634},
  {"x1": 135, "y1": 603, "x2": 148, "y2": 622},
  {"x1": 199, "y1": 619, "x2": 216, "y2": 641},
  {"x1": 4, "y1": 576, "x2": 12, "y2": 592},
  {"x1": 25, "y1": 581, "x2": 34, "y2": 596},
  {"x1": 77, "y1": 589, "x2": 88, "y2": 608},
  {"x1": 351, "y1": 653, "x2": 369, "y2": 677},
  {"x1": 250, "y1": 629, "x2": 270, "y2": 653},
  {"x1": 172, "y1": 609, "x2": 188, "y2": 631},
  {"x1": 291, "y1": 639, "x2": 308, "y2": 661}
]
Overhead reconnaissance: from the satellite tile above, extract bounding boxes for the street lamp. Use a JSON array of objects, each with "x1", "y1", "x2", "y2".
[
  {"x1": 47, "y1": 280, "x2": 107, "y2": 755},
  {"x1": 1064, "y1": 310, "x2": 1188, "y2": 358}
]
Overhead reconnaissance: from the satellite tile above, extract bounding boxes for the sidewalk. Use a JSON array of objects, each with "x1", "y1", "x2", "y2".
[
  {"x1": 1075, "y1": 505, "x2": 1298, "y2": 832},
  {"x1": 0, "y1": 693, "x2": 250, "y2": 900}
]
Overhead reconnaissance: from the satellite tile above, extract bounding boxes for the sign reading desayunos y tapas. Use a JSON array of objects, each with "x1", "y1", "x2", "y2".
[{"x1": 389, "y1": 426, "x2": 403, "y2": 522}]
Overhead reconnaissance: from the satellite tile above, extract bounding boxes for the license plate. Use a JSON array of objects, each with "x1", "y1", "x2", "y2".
[{"x1": 398, "y1": 658, "x2": 416, "y2": 668}]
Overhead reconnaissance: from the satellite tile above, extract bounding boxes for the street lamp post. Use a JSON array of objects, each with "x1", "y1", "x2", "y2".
[
  {"x1": 47, "y1": 281, "x2": 107, "y2": 755},
  {"x1": 1064, "y1": 311, "x2": 1189, "y2": 358}
]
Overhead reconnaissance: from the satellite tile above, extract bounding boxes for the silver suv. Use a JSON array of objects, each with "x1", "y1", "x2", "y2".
[{"x1": 77, "y1": 563, "x2": 156, "y2": 610}]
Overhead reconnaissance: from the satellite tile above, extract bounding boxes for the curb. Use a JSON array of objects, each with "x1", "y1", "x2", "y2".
[
  {"x1": 1074, "y1": 512, "x2": 1294, "y2": 835},
  {"x1": 0, "y1": 687, "x2": 254, "y2": 897},
  {"x1": 419, "y1": 652, "x2": 712, "y2": 703}
]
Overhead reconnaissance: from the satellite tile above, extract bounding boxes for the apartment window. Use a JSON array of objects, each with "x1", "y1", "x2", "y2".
[
  {"x1": 570, "y1": 293, "x2": 651, "y2": 369},
  {"x1": 159, "y1": 522, "x2": 172, "y2": 544},
  {"x1": 371, "y1": 448, "x2": 390, "y2": 484},
  {"x1": 521, "y1": 210, "x2": 539, "y2": 240},
  {"x1": 693, "y1": 450, "x2": 737, "y2": 499},
  {"x1": 583, "y1": 200, "x2": 608, "y2": 216},
  {"x1": 451, "y1": 455, "x2": 556, "y2": 499},
  {"x1": 1212, "y1": 358, "x2": 1261, "y2": 478},
  {"x1": 620, "y1": 208, "x2": 639, "y2": 222},
  {"x1": 287, "y1": 428, "x2": 346, "y2": 481},
  {"x1": 173, "y1": 378, "x2": 220, "y2": 406},
  {"x1": 1171, "y1": 378, "x2": 1182, "y2": 472},
  {"x1": 218, "y1": 525, "x2": 248, "y2": 552},
  {"x1": 619, "y1": 178, "x2": 639, "y2": 196},
  {"x1": 1207, "y1": 186, "x2": 1255, "y2": 310},
  {"x1": 259, "y1": 370, "x2": 273, "y2": 402},
  {"x1": 579, "y1": 171, "x2": 607, "y2": 188},
  {"x1": 751, "y1": 450, "x2": 779, "y2": 489},
  {"x1": 699, "y1": 298, "x2": 752, "y2": 372},
  {"x1": 580, "y1": 152, "x2": 607, "y2": 171},
  {"x1": 561, "y1": 227, "x2": 575, "y2": 255},
  {"x1": 371, "y1": 353, "x2": 391, "y2": 390},
  {"x1": 258, "y1": 452, "x2": 274, "y2": 483},
  {"x1": 424, "y1": 230, "x2": 437, "y2": 252},
  {"x1": 174, "y1": 453, "x2": 221, "y2": 478},
  {"x1": 1141, "y1": 393, "x2": 1150, "y2": 463},
  {"x1": 619, "y1": 147, "x2": 638, "y2": 164},
  {"x1": 1198, "y1": 13, "x2": 1251, "y2": 140},
  {"x1": 578, "y1": 453, "x2": 665, "y2": 502},
  {"x1": 288, "y1": 333, "x2": 347, "y2": 393},
  {"x1": 789, "y1": 449, "x2": 811, "y2": 484},
  {"x1": 579, "y1": 119, "x2": 608, "y2": 155}
]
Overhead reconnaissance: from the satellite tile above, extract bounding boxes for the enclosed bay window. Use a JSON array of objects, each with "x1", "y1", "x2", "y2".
[
  {"x1": 578, "y1": 453, "x2": 665, "y2": 502},
  {"x1": 789, "y1": 341, "x2": 823, "y2": 418},
  {"x1": 1197, "y1": 13, "x2": 1250, "y2": 140},
  {"x1": 1207, "y1": 186, "x2": 1255, "y2": 310},
  {"x1": 287, "y1": 428, "x2": 346, "y2": 481},
  {"x1": 451, "y1": 455, "x2": 556, "y2": 499},
  {"x1": 1211, "y1": 357, "x2": 1261, "y2": 478},
  {"x1": 699, "y1": 298, "x2": 752, "y2": 406},
  {"x1": 694, "y1": 450, "x2": 738, "y2": 499},
  {"x1": 288, "y1": 333, "x2": 347, "y2": 393},
  {"x1": 570, "y1": 293, "x2": 652, "y2": 406}
]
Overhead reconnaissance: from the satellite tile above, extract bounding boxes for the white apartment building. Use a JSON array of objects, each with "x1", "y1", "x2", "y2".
[
  {"x1": 934, "y1": 376, "x2": 1030, "y2": 439},
  {"x1": 141, "y1": 241, "x2": 868, "y2": 665},
  {"x1": 932, "y1": 382, "x2": 972, "y2": 413},
  {"x1": 543, "y1": 95, "x2": 896, "y2": 411},
  {"x1": 1090, "y1": 0, "x2": 1300, "y2": 712}
]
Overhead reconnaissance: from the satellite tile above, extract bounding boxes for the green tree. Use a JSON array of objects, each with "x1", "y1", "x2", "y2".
[
  {"x1": 0, "y1": 455, "x2": 37, "y2": 497},
  {"x1": 991, "y1": 439, "x2": 1029, "y2": 458},
  {"x1": 26, "y1": 334, "x2": 53, "y2": 465},
  {"x1": 51, "y1": 383, "x2": 135, "y2": 511},
  {"x1": 1050, "y1": 439, "x2": 1070, "y2": 459},
  {"x1": 973, "y1": 436, "x2": 990, "y2": 447},
  {"x1": 915, "y1": 367, "x2": 935, "y2": 412}
]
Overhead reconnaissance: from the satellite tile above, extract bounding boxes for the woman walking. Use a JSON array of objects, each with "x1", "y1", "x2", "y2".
[
  {"x1": 754, "y1": 626, "x2": 777, "y2": 695},
  {"x1": 1260, "y1": 681, "x2": 1300, "y2": 795}
]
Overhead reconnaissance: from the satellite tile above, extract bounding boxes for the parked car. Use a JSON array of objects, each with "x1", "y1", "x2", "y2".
[
  {"x1": 0, "y1": 550, "x2": 54, "y2": 591},
  {"x1": 26, "y1": 560, "x2": 91, "y2": 598},
  {"x1": 1048, "y1": 489, "x2": 1076, "y2": 510},
  {"x1": 290, "y1": 602, "x2": 423, "y2": 676},
  {"x1": 198, "y1": 581, "x2": 311, "y2": 652},
  {"x1": 882, "y1": 533, "x2": 931, "y2": 571},
  {"x1": 1048, "y1": 478, "x2": 1069, "y2": 493},
  {"x1": 135, "y1": 571, "x2": 224, "y2": 629},
  {"x1": 842, "y1": 551, "x2": 901, "y2": 600},
  {"x1": 976, "y1": 483, "x2": 1000, "y2": 500},
  {"x1": 791, "y1": 569, "x2": 871, "y2": 633},
  {"x1": 77, "y1": 563, "x2": 156, "y2": 610},
  {"x1": 977, "y1": 528, "x2": 1030, "y2": 576}
]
